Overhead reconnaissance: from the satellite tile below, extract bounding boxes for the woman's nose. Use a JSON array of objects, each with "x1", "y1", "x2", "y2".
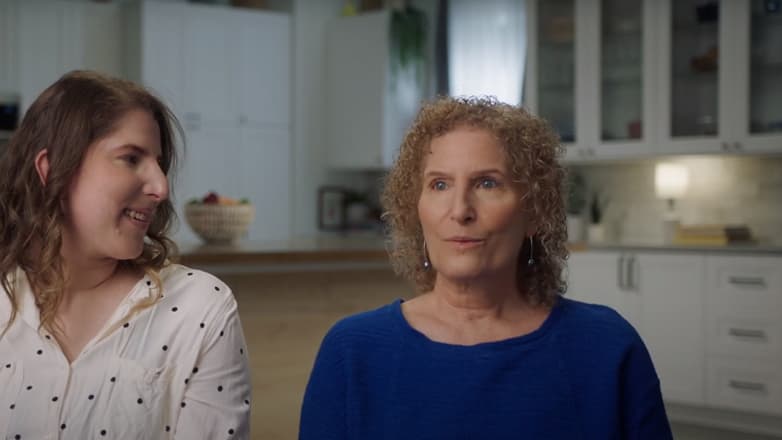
[
  {"x1": 145, "y1": 162, "x2": 169, "y2": 201},
  {"x1": 450, "y1": 187, "x2": 476, "y2": 224}
]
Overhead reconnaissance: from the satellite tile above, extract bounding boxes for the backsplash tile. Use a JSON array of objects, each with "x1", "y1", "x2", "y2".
[{"x1": 573, "y1": 156, "x2": 782, "y2": 245}]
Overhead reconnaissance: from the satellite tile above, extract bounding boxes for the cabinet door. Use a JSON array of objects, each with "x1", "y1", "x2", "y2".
[
  {"x1": 637, "y1": 252, "x2": 705, "y2": 405},
  {"x1": 17, "y1": 0, "x2": 61, "y2": 112},
  {"x1": 234, "y1": 11, "x2": 290, "y2": 127},
  {"x1": 527, "y1": 0, "x2": 579, "y2": 152},
  {"x1": 237, "y1": 126, "x2": 290, "y2": 242},
  {"x1": 593, "y1": 0, "x2": 656, "y2": 158},
  {"x1": 655, "y1": 0, "x2": 729, "y2": 154},
  {"x1": 0, "y1": 0, "x2": 18, "y2": 95},
  {"x1": 183, "y1": 5, "x2": 235, "y2": 126},
  {"x1": 730, "y1": 0, "x2": 782, "y2": 153},
  {"x1": 140, "y1": 1, "x2": 186, "y2": 117}
]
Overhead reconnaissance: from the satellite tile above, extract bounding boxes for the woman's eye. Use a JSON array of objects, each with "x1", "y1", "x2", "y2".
[
  {"x1": 432, "y1": 180, "x2": 448, "y2": 191},
  {"x1": 479, "y1": 178, "x2": 498, "y2": 189},
  {"x1": 123, "y1": 154, "x2": 140, "y2": 166}
]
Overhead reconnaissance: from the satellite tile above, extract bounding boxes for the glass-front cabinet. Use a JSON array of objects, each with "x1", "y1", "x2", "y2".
[
  {"x1": 527, "y1": 0, "x2": 577, "y2": 147},
  {"x1": 526, "y1": 0, "x2": 656, "y2": 161},
  {"x1": 657, "y1": 0, "x2": 782, "y2": 154}
]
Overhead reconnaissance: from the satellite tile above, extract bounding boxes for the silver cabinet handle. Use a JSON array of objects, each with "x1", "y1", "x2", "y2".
[
  {"x1": 729, "y1": 380, "x2": 767, "y2": 393},
  {"x1": 728, "y1": 276, "x2": 767, "y2": 288},
  {"x1": 728, "y1": 328, "x2": 767, "y2": 340},
  {"x1": 618, "y1": 254, "x2": 626, "y2": 290},
  {"x1": 626, "y1": 255, "x2": 638, "y2": 291}
]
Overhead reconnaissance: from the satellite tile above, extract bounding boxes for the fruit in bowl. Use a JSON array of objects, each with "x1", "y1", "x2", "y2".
[{"x1": 184, "y1": 191, "x2": 254, "y2": 244}]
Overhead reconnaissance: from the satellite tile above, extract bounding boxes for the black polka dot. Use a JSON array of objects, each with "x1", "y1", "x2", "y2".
[
  {"x1": 214, "y1": 286, "x2": 220, "y2": 292},
  {"x1": 219, "y1": 331, "x2": 224, "y2": 337},
  {"x1": 45, "y1": 335, "x2": 51, "y2": 340},
  {"x1": 15, "y1": 435, "x2": 20, "y2": 439},
  {"x1": 36, "y1": 349, "x2": 42, "y2": 355},
  {"x1": 200, "y1": 323, "x2": 205, "y2": 328},
  {"x1": 146, "y1": 280, "x2": 152, "y2": 286},
  {"x1": 165, "y1": 426, "x2": 171, "y2": 432},
  {"x1": 240, "y1": 348, "x2": 244, "y2": 355},
  {"x1": 123, "y1": 322, "x2": 129, "y2": 328},
  {"x1": 52, "y1": 396, "x2": 58, "y2": 402},
  {"x1": 217, "y1": 385, "x2": 223, "y2": 392},
  {"x1": 192, "y1": 367, "x2": 198, "y2": 374},
  {"x1": 228, "y1": 428, "x2": 234, "y2": 435},
  {"x1": 9, "y1": 403, "x2": 15, "y2": 409},
  {"x1": 162, "y1": 345, "x2": 168, "y2": 351},
  {"x1": 60, "y1": 424, "x2": 66, "y2": 430},
  {"x1": 100, "y1": 430, "x2": 107, "y2": 436},
  {"x1": 171, "y1": 307, "x2": 178, "y2": 312},
  {"x1": 184, "y1": 378, "x2": 189, "y2": 384},
  {"x1": 26, "y1": 385, "x2": 32, "y2": 390},
  {"x1": 137, "y1": 398, "x2": 143, "y2": 404},
  {"x1": 187, "y1": 272, "x2": 193, "y2": 276},
  {"x1": 5, "y1": 363, "x2": 10, "y2": 368},
  {"x1": 88, "y1": 394, "x2": 95, "y2": 400},
  {"x1": 244, "y1": 399, "x2": 249, "y2": 405},
  {"x1": 110, "y1": 377, "x2": 116, "y2": 383},
  {"x1": 181, "y1": 401, "x2": 186, "y2": 408}
]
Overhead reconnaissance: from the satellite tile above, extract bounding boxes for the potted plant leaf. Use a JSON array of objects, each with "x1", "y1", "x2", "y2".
[
  {"x1": 587, "y1": 190, "x2": 610, "y2": 243},
  {"x1": 565, "y1": 170, "x2": 587, "y2": 242}
]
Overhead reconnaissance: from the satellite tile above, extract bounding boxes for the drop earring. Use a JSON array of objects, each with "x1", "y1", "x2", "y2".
[
  {"x1": 527, "y1": 236, "x2": 535, "y2": 267},
  {"x1": 423, "y1": 241, "x2": 431, "y2": 270}
]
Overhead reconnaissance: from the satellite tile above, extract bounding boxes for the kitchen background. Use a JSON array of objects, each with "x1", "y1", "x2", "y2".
[{"x1": 1, "y1": 0, "x2": 781, "y2": 439}]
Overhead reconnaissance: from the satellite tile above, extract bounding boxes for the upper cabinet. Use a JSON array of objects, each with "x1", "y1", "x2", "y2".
[
  {"x1": 527, "y1": 0, "x2": 782, "y2": 162},
  {"x1": 0, "y1": 0, "x2": 18, "y2": 96},
  {"x1": 125, "y1": 1, "x2": 292, "y2": 244},
  {"x1": 526, "y1": 0, "x2": 657, "y2": 161},
  {"x1": 17, "y1": 0, "x2": 123, "y2": 112},
  {"x1": 324, "y1": 10, "x2": 425, "y2": 169}
]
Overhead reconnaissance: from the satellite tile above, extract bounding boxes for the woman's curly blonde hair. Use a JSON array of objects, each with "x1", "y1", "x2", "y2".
[
  {"x1": 381, "y1": 96, "x2": 568, "y2": 306},
  {"x1": 0, "y1": 70, "x2": 181, "y2": 336}
]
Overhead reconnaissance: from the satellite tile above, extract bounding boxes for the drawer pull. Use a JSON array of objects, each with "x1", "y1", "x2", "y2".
[
  {"x1": 729, "y1": 380, "x2": 767, "y2": 393},
  {"x1": 728, "y1": 328, "x2": 767, "y2": 340},
  {"x1": 728, "y1": 276, "x2": 767, "y2": 288}
]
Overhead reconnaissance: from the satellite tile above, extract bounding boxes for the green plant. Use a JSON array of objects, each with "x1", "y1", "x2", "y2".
[
  {"x1": 566, "y1": 170, "x2": 587, "y2": 215},
  {"x1": 390, "y1": 5, "x2": 427, "y2": 72},
  {"x1": 589, "y1": 191, "x2": 610, "y2": 225}
]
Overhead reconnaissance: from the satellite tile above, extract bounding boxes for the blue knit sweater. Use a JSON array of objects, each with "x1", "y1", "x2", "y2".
[{"x1": 300, "y1": 297, "x2": 673, "y2": 440}]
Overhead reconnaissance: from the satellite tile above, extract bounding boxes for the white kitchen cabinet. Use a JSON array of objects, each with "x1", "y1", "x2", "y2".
[
  {"x1": 527, "y1": 0, "x2": 782, "y2": 161},
  {"x1": 567, "y1": 250, "x2": 706, "y2": 406},
  {"x1": 526, "y1": 0, "x2": 658, "y2": 162},
  {"x1": 655, "y1": 0, "x2": 782, "y2": 155},
  {"x1": 704, "y1": 255, "x2": 782, "y2": 415},
  {"x1": 0, "y1": 0, "x2": 18, "y2": 96},
  {"x1": 324, "y1": 10, "x2": 424, "y2": 169},
  {"x1": 17, "y1": 0, "x2": 123, "y2": 112},
  {"x1": 566, "y1": 250, "x2": 642, "y2": 330},
  {"x1": 126, "y1": 1, "x2": 292, "y2": 244},
  {"x1": 635, "y1": 252, "x2": 705, "y2": 406}
]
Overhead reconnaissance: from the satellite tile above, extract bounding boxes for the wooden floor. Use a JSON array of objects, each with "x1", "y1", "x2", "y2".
[{"x1": 224, "y1": 269, "x2": 410, "y2": 440}]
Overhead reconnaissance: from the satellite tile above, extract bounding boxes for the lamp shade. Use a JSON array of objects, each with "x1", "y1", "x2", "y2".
[{"x1": 655, "y1": 162, "x2": 689, "y2": 199}]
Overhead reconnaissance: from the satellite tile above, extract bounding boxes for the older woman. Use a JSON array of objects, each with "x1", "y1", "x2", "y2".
[
  {"x1": 300, "y1": 96, "x2": 672, "y2": 439},
  {"x1": 0, "y1": 71, "x2": 251, "y2": 439}
]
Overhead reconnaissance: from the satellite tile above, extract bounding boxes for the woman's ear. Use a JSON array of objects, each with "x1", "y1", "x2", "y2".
[{"x1": 34, "y1": 149, "x2": 50, "y2": 186}]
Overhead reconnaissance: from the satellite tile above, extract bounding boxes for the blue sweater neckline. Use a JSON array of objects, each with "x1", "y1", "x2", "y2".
[{"x1": 388, "y1": 295, "x2": 566, "y2": 351}]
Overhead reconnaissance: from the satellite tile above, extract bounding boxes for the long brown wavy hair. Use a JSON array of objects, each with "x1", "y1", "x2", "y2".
[
  {"x1": 381, "y1": 96, "x2": 568, "y2": 306},
  {"x1": 0, "y1": 70, "x2": 182, "y2": 335}
]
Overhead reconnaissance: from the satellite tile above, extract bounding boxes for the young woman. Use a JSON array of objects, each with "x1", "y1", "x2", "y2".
[{"x1": 0, "y1": 71, "x2": 251, "y2": 439}]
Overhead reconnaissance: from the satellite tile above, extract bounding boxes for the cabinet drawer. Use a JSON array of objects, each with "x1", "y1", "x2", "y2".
[
  {"x1": 706, "y1": 256, "x2": 782, "y2": 312},
  {"x1": 707, "y1": 314, "x2": 782, "y2": 360},
  {"x1": 706, "y1": 357, "x2": 782, "y2": 416}
]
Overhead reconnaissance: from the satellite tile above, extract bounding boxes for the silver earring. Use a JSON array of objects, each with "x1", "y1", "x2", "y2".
[
  {"x1": 527, "y1": 237, "x2": 535, "y2": 267},
  {"x1": 423, "y1": 241, "x2": 431, "y2": 270}
]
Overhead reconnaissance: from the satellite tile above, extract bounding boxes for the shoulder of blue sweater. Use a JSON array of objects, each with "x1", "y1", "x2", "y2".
[
  {"x1": 324, "y1": 300, "x2": 400, "y2": 344},
  {"x1": 557, "y1": 296, "x2": 641, "y2": 343}
]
